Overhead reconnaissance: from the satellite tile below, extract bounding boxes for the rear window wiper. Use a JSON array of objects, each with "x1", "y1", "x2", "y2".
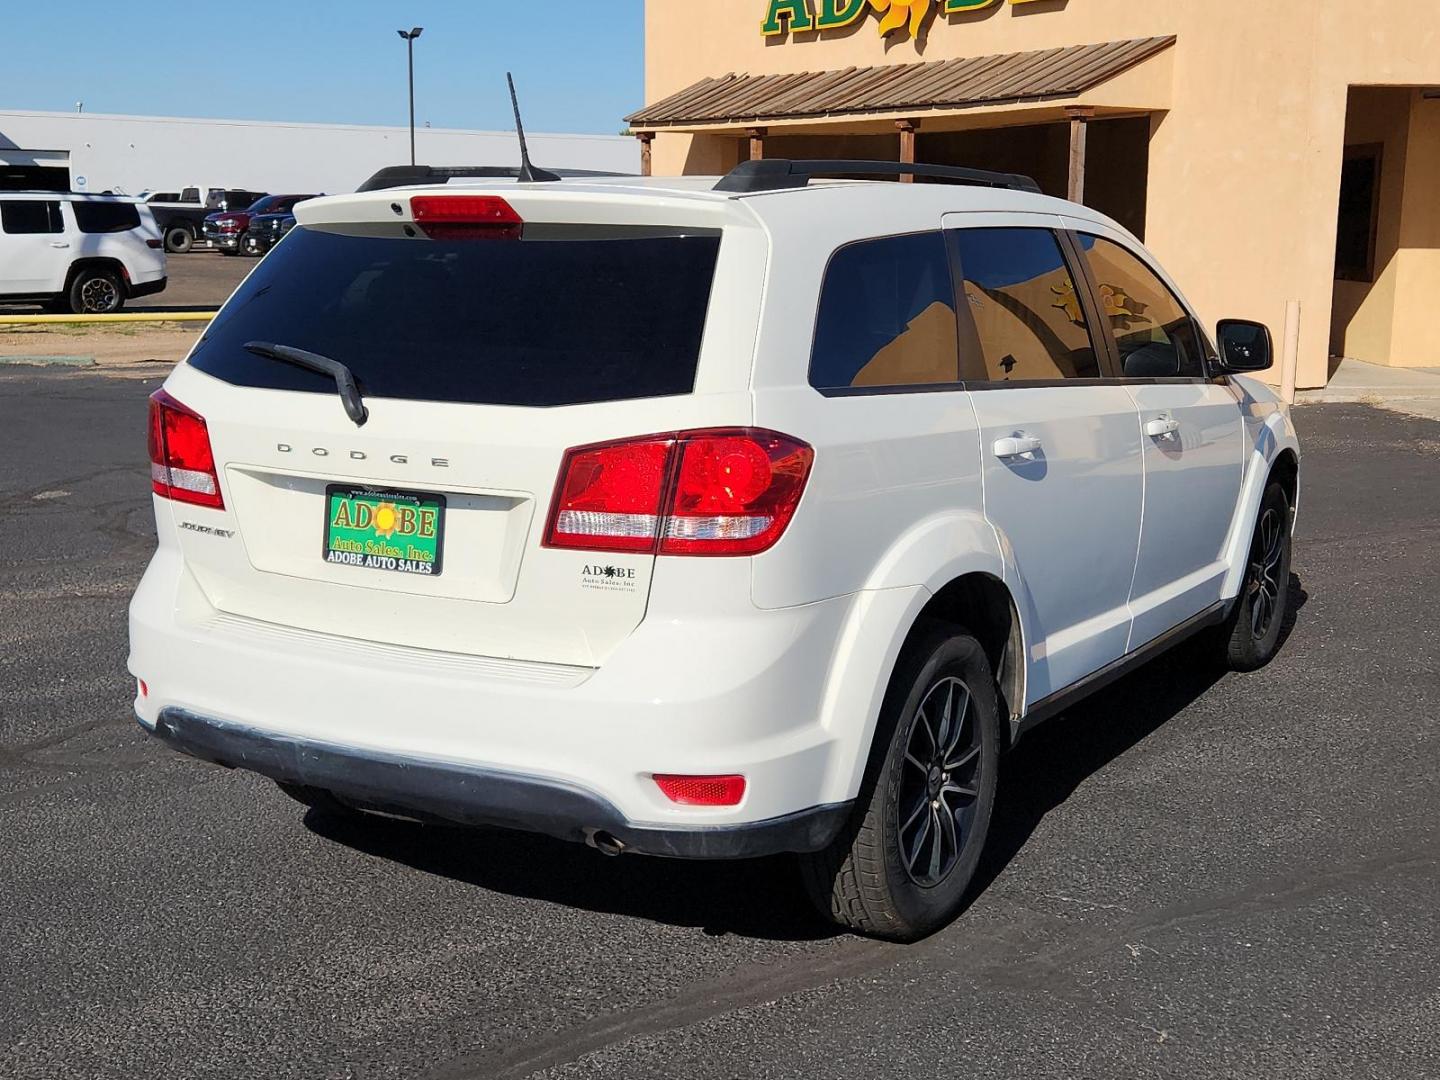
[{"x1": 243, "y1": 341, "x2": 369, "y2": 426}]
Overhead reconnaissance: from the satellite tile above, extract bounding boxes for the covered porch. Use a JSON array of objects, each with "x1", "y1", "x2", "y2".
[{"x1": 626, "y1": 36, "x2": 1176, "y2": 240}]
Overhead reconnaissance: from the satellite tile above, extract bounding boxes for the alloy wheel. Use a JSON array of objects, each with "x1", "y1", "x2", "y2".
[
  {"x1": 1247, "y1": 507, "x2": 1285, "y2": 639},
  {"x1": 897, "y1": 676, "x2": 982, "y2": 887},
  {"x1": 80, "y1": 276, "x2": 120, "y2": 313}
]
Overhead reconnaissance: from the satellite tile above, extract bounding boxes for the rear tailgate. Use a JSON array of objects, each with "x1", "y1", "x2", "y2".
[{"x1": 159, "y1": 184, "x2": 766, "y2": 668}]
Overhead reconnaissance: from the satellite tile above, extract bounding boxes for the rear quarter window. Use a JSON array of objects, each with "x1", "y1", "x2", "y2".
[
  {"x1": 73, "y1": 201, "x2": 142, "y2": 233},
  {"x1": 187, "y1": 224, "x2": 721, "y2": 408}
]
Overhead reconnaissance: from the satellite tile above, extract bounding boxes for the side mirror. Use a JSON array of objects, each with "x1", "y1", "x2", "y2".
[{"x1": 1216, "y1": 319, "x2": 1273, "y2": 373}]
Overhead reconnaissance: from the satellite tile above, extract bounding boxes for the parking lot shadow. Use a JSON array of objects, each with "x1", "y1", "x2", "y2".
[{"x1": 306, "y1": 576, "x2": 1306, "y2": 940}]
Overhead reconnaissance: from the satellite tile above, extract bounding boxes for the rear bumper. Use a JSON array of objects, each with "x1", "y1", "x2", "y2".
[
  {"x1": 128, "y1": 277, "x2": 167, "y2": 299},
  {"x1": 129, "y1": 546, "x2": 879, "y2": 852},
  {"x1": 145, "y1": 707, "x2": 851, "y2": 858}
]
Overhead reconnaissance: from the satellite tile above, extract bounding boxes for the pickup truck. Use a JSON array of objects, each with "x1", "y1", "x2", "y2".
[{"x1": 144, "y1": 187, "x2": 267, "y2": 253}]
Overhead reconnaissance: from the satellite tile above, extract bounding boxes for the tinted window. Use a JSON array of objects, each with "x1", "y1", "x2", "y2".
[
  {"x1": 810, "y1": 231, "x2": 958, "y2": 390},
  {"x1": 0, "y1": 200, "x2": 63, "y2": 235},
  {"x1": 1076, "y1": 235, "x2": 1205, "y2": 379},
  {"x1": 73, "y1": 200, "x2": 142, "y2": 233},
  {"x1": 188, "y1": 225, "x2": 721, "y2": 407},
  {"x1": 951, "y1": 228, "x2": 1100, "y2": 382}
]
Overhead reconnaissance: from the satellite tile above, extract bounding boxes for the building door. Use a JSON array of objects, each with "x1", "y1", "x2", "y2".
[{"x1": 945, "y1": 216, "x2": 1144, "y2": 704}]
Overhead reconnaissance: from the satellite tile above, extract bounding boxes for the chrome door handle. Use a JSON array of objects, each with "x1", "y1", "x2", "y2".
[
  {"x1": 992, "y1": 435, "x2": 1043, "y2": 459},
  {"x1": 1145, "y1": 415, "x2": 1180, "y2": 439},
  {"x1": 48, "y1": 241, "x2": 70, "y2": 249}
]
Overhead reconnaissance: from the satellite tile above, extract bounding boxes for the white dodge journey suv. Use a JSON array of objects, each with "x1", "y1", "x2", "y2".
[{"x1": 129, "y1": 159, "x2": 1300, "y2": 940}]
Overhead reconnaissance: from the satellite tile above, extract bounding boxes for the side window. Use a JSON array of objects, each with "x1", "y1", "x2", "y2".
[
  {"x1": 73, "y1": 201, "x2": 142, "y2": 233},
  {"x1": 0, "y1": 200, "x2": 64, "y2": 235},
  {"x1": 809, "y1": 231, "x2": 959, "y2": 391},
  {"x1": 950, "y1": 227, "x2": 1101, "y2": 382},
  {"x1": 1076, "y1": 234, "x2": 1206, "y2": 379}
]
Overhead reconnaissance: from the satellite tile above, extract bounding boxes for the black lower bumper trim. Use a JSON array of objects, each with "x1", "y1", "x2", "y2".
[
  {"x1": 127, "y1": 278, "x2": 168, "y2": 299},
  {"x1": 147, "y1": 708, "x2": 852, "y2": 860}
]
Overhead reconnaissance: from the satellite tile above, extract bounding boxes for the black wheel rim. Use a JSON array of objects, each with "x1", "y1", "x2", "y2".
[
  {"x1": 1247, "y1": 507, "x2": 1285, "y2": 640},
  {"x1": 79, "y1": 277, "x2": 119, "y2": 313},
  {"x1": 897, "y1": 676, "x2": 982, "y2": 888}
]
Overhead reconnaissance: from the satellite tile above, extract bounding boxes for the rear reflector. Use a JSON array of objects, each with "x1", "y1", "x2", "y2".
[
  {"x1": 410, "y1": 195, "x2": 523, "y2": 239},
  {"x1": 654, "y1": 774, "x2": 747, "y2": 807},
  {"x1": 148, "y1": 389, "x2": 224, "y2": 509},
  {"x1": 145, "y1": 238, "x2": 162, "y2": 249},
  {"x1": 543, "y1": 429, "x2": 813, "y2": 556}
]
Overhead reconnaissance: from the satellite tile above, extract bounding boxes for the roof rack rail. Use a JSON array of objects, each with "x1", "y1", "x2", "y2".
[
  {"x1": 712, "y1": 158, "x2": 1042, "y2": 195},
  {"x1": 357, "y1": 164, "x2": 632, "y2": 193}
]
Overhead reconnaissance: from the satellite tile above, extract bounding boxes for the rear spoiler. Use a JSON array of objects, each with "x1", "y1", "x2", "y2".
[{"x1": 357, "y1": 165, "x2": 634, "y2": 193}]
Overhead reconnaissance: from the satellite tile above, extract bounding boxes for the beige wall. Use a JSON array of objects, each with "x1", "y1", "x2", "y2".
[{"x1": 641, "y1": 0, "x2": 1440, "y2": 388}]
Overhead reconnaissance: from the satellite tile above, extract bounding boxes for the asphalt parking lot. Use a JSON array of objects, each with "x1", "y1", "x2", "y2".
[{"x1": 1, "y1": 368, "x2": 1437, "y2": 1080}]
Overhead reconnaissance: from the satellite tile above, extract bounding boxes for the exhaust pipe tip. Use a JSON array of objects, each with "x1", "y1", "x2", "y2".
[{"x1": 585, "y1": 828, "x2": 626, "y2": 857}]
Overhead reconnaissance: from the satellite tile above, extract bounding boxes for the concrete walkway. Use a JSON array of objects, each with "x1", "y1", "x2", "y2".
[{"x1": 1297, "y1": 358, "x2": 1440, "y2": 421}]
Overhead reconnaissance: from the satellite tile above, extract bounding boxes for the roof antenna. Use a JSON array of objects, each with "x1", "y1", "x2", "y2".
[{"x1": 507, "y1": 72, "x2": 561, "y2": 183}]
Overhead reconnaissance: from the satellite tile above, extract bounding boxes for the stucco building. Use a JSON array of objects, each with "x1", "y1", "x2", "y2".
[{"x1": 629, "y1": 0, "x2": 1440, "y2": 388}]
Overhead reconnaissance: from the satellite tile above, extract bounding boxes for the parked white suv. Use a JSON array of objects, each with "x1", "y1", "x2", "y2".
[
  {"x1": 0, "y1": 192, "x2": 167, "y2": 313},
  {"x1": 129, "y1": 160, "x2": 1300, "y2": 940}
]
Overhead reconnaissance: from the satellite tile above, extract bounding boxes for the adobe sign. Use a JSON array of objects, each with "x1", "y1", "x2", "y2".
[{"x1": 763, "y1": 0, "x2": 1051, "y2": 40}]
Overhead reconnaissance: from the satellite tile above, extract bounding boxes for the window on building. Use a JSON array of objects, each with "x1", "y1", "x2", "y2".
[
  {"x1": 950, "y1": 227, "x2": 1100, "y2": 382},
  {"x1": 73, "y1": 200, "x2": 141, "y2": 234},
  {"x1": 809, "y1": 231, "x2": 959, "y2": 391},
  {"x1": 1335, "y1": 145, "x2": 1382, "y2": 283},
  {"x1": 0, "y1": 200, "x2": 64, "y2": 235},
  {"x1": 1075, "y1": 234, "x2": 1207, "y2": 379}
]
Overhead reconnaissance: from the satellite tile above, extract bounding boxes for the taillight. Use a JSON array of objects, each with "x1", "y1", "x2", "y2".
[
  {"x1": 148, "y1": 389, "x2": 223, "y2": 509},
  {"x1": 410, "y1": 195, "x2": 523, "y2": 239},
  {"x1": 543, "y1": 428, "x2": 812, "y2": 556},
  {"x1": 145, "y1": 238, "x2": 162, "y2": 249},
  {"x1": 654, "y1": 774, "x2": 747, "y2": 807}
]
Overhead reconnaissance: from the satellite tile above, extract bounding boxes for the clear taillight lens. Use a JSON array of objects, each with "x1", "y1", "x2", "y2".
[
  {"x1": 543, "y1": 429, "x2": 813, "y2": 557},
  {"x1": 148, "y1": 389, "x2": 224, "y2": 509}
]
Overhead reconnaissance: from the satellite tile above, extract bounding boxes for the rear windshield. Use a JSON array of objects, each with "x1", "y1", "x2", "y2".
[{"x1": 188, "y1": 225, "x2": 721, "y2": 407}]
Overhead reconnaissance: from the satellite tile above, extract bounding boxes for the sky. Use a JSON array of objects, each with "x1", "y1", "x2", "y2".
[{"x1": 0, "y1": 1, "x2": 645, "y2": 135}]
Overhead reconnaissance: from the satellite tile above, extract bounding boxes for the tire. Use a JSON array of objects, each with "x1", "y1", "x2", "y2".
[
  {"x1": 799, "y1": 625, "x2": 1001, "y2": 941},
  {"x1": 66, "y1": 267, "x2": 125, "y2": 314},
  {"x1": 1220, "y1": 480, "x2": 1294, "y2": 671},
  {"x1": 275, "y1": 781, "x2": 358, "y2": 818},
  {"x1": 163, "y1": 225, "x2": 193, "y2": 254},
  {"x1": 240, "y1": 232, "x2": 264, "y2": 257}
]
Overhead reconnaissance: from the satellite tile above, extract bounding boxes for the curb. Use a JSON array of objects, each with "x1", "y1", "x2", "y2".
[
  {"x1": 0, "y1": 354, "x2": 97, "y2": 367},
  {"x1": 0, "y1": 312, "x2": 214, "y2": 325}
]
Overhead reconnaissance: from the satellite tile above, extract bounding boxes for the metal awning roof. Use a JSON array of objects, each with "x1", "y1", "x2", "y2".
[{"x1": 626, "y1": 36, "x2": 1176, "y2": 129}]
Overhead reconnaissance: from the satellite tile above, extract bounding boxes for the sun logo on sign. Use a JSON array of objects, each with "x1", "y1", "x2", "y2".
[
  {"x1": 868, "y1": 0, "x2": 933, "y2": 39},
  {"x1": 371, "y1": 502, "x2": 400, "y2": 539}
]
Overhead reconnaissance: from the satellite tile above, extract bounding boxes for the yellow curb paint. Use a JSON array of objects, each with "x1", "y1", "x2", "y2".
[{"x1": 0, "y1": 312, "x2": 214, "y2": 325}]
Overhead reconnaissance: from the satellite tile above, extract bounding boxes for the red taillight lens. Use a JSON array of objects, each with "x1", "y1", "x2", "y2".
[
  {"x1": 546, "y1": 437, "x2": 674, "y2": 552},
  {"x1": 145, "y1": 238, "x2": 162, "y2": 249},
  {"x1": 661, "y1": 430, "x2": 813, "y2": 556},
  {"x1": 542, "y1": 429, "x2": 813, "y2": 557},
  {"x1": 654, "y1": 774, "x2": 747, "y2": 807},
  {"x1": 410, "y1": 195, "x2": 523, "y2": 239},
  {"x1": 148, "y1": 389, "x2": 223, "y2": 509}
]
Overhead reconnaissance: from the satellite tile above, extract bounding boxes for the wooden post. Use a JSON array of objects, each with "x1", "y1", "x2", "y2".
[
  {"x1": 1066, "y1": 106, "x2": 1094, "y2": 204},
  {"x1": 896, "y1": 119, "x2": 918, "y2": 183},
  {"x1": 747, "y1": 127, "x2": 767, "y2": 161},
  {"x1": 636, "y1": 131, "x2": 654, "y2": 177}
]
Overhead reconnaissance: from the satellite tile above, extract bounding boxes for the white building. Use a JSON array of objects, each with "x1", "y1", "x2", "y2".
[{"x1": 0, "y1": 110, "x2": 637, "y2": 195}]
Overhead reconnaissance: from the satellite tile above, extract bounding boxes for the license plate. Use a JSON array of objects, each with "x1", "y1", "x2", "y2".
[{"x1": 323, "y1": 486, "x2": 445, "y2": 577}]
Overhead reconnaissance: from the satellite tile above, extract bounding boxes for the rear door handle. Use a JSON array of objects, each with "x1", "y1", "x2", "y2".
[
  {"x1": 1145, "y1": 415, "x2": 1180, "y2": 439},
  {"x1": 48, "y1": 241, "x2": 70, "y2": 249},
  {"x1": 992, "y1": 435, "x2": 1043, "y2": 459}
]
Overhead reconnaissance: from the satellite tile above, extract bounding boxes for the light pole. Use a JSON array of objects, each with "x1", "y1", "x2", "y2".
[{"x1": 397, "y1": 27, "x2": 424, "y2": 166}]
